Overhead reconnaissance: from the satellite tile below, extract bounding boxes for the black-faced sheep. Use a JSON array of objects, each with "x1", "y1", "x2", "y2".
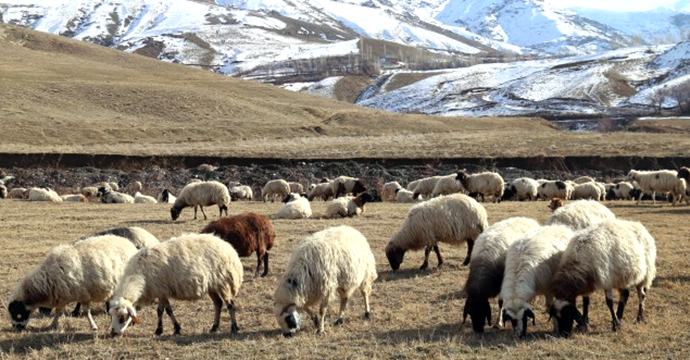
[
  {"x1": 109, "y1": 233, "x2": 243, "y2": 336},
  {"x1": 98, "y1": 187, "x2": 134, "y2": 204},
  {"x1": 432, "y1": 174, "x2": 465, "y2": 198},
  {"x1": 331, "y1": 176, "x2": 366, "y2": 198},
  {"x1": 230, "y1": 185, "x2": 253, "y2": 201},
  {"x1": 170, "y1": 180, "x2": 230, "y2": 221},
  {"x1": 627, "y1": 169, "x2": 686, "y2": 205},
  {"x1": 200, "y1": 212, "x2": 276, "y2": 277},
  {"x1": 157, "y1": 189, "x2": 177, "y2": 203},
  {"x1": 549, "y1": 219, "x2": 656, "y2": 337},
  {"x1": 262, "y1": 179, "x2": 291, "y2": 202},
  {"x1": 606, "y1": 181, "x2": 635, "y2": 200},
  {"x1": 325, "y1": 193, "x2": 374, "y2": 218},
  {"x1": 537, "y1": 180, "x2": 573, "y2": 200},
  {"x1": 455, "y1": 171, "x2": 504, "y2": 203},
  {"x1": 385, "y1": 193, "x2": 488, "y2": 271},
  {"x1": 462, "y1": 217, "x2": 541, "y2": 333},
  {"x1": 273, "y1": 225, "x2": 377, "y2": 337},
  {"x1": 504, "y1": 177, "x2": 539, "y2": 201}
]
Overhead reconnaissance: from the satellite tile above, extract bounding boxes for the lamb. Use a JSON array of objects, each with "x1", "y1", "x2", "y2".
[
  {"x1": 157, "y1": 189, "x2": 177, "y2": 203},
  {"x1": 500, "y1": 225, "x2": 575, "y2": 338},
  {"x1": 132, "y1": 191, "x2": 157, "y2": 204},
  {"x1": 455, "y1": 171, "x2": 504, "y2": 203},
  {"x1": 570, "y1": 182, "x2": 602, "y2": 201},
  {"x1": 537, "y1": 180, "x2": 574, "y2": 200},
  {"x1": 200, "y1": 212, "x2": 275, "y2": 277},
  {"x1": 275, "y1": 194, "x2": 312, "y2": 220},
  {"x1": 381, "y1": 181, "x2": 402, "y2": 201},
  {"x1": 273, "y1": 225, "x2": 377, "y2": 337},
  {"x1": 505, "y1": 177, "x2": 539, "y2": 201},
  {"x1": 8, "y1": 235, "x2": 138, "y2": 331},
  {"x1": 431, "y1": 174, "x2": 465, "y2": 198},
  {"x1": 28, "y1": 187, "x2": 62, "y2": 202},
  {"x1": 411, "y1": 176, "x2": 442, "y2": 200},
  {"x1": 395, "y1": 188, "x2": 417, "y2": 203},
  {"x1": 60, "y1": 194, "x2": 88, "y2": 202},
  {"x1": 462, "y1": 217, "x2": 541, "y2": 333},
  {"x1": 307, "y1": 181, "x2": 335, "y2": 201},
  {"x1": 385, "y1": 193, "x2": 488, "y2": 270},
  {"x1": 331, "y1": 176, "x2": 366, "y2": 198},
  {"x1": 109, "y1": 233, "x2": 243, "y2": 336},
  {"x1": 230, "y1": 185, "x2": 253, "y2": 201},
  {"x1": 8, "y1": 187, "x2": 28, "y2": 199},
  {"x1": 549, "y1": 219, "x2": 656, "y2": 337},
  {"x1": 546, "y1": 200, "x2": 615, "y2": 230},
  {"x1": 170, "y1": 180, "x2": 230, "y2": 221},
  {"x1": 627, "y1": 169, "x2": 685, "y2": 205},
  {"x1": 98, "y1": 187, "x2": 134, "y2": 204},
  {"x1": 606, "y1": 181, "x2": 635, "y2": 200},
  {"x1": 325, "y1": 193, "x2": 374, "y2": 218},
  {"x1": 262, "y1": 179, "x2": 291, "y2": 202}
]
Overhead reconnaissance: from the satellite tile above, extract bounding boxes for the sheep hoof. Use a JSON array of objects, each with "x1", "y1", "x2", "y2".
[
  {"x1": 419, "y1": 263, "x2": 429, "y2": 270},
  {"x1": 611, "y1": 322, "x2": 621, "y2": 332},
  {"x1": 210, "y1": 325, "x2": 218, "y2": 333},
  {"x1": 231, "y1": 323, "x2": 239, "y2": 334},
  {"x1": 334, "y1": 318, "x2": 344, "y2": 326},
  {"x1": 315, "y1": 329, "x2": 324, "y2": 336},
  {"x1": 364, "y1": 312, "x2": 372, "y2": 321},
  {"x1": 155, "y1": 327, "x2": 163, "y2": 336}
]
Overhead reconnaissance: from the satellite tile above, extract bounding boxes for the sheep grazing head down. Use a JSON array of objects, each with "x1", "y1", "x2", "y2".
[
  {"x1": 109, "y1": 299, "x2": 140, "y2": 336},
  {"x1": 8, "y1": 300, "x2": 32, "y2": 331},
  {"x1": 170, "y1": 206, "x2": 182, "y2": 221},
  {"x1": 463, "y1": 297, "x2": 492, "y2": 333},
  {"x1": 501, "y1": 299, "x2": 536, "y2": 338},
  {"x1": 549, "y1": 299, "x2": 582, "y2": 338},
  {"x1": 385, "y1": 245, "x2": 406, "y2": 271},
  {"x1": 275, "y1": 303, "x2": 301, "y2": 338}
]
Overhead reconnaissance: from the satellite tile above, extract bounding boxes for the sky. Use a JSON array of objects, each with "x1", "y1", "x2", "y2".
[{"x1": 546, "y1": 0, "x2": 680, "y2": 12}]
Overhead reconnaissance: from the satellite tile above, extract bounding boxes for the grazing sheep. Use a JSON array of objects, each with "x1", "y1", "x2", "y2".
[
  {"x1": 432, "y1": 174, "x2": 465, "y2": 198},
  {"x1": 462, "y1": 217, "x2": 541, "y2": 333},
  {"x1": 200, "y1": 212, "x2": 275, "y2": 277},
  {"x1": 546, "y1": 200, "x2": 615, "y2": 230},
  {"x1": 0, "y1": 185, "x2": 6, "y2": 199},
  {"x1": 262, "y1": 179, "x2": 291, "y2": 202},
  {"x1": 406, "y1": 179, "x2": 422, "y2": 191},
  {"x1": 593, "y1": 182, "x2": 607, "y2": 201},
  {"x1": 500, "y1": 225, "x2": 575, "y2": 338},
  {"x1": 395, "y1": 188, "x2": 417, "y2": 203},
  {"x1": 671, "y1": 178, "x2": 690, "y2": 205},
  {"x1": 381, "y1": 181, "x2": 402, "y2": 201},
  {"x1": 288, "y1": 182, "x2": 304, "y2": 194},
  {"x1": 275, "y1": 194, "x2": 312, "y2": 220},
  {"x1": 331, "y1": 176, "x2": 366, "y2": 198},
  {"x1": 157, "y1": 189, "x2": 177, "y2": 204},
  {"x1": 60, "y1": 194, "x2": 88, "y2": 202},
  {"x1": 548, "y1": 198, "x2": 565, "y2": 212},
  {"x1": 606, "y1": 182, "x2": 635, "y2": 200},
  {"x1": 307, "y1": 182, "x2": 335, "y2": 201},
  {"x1": 325, "y1": 193, "x2": 375, "y2": 218},
  {"x1": 197, "y1": 163, "x2": 217, "y2": 172},
  {"x1": 8, "y1": 187, "x2": 28, "y2": 199},
  {"x1": 570, "y1": 182, "x2": 602, "y2": 201},
  {"x1": 505, "y1": 177, "x2": 539, "y2": 201},
  {"x1": 170, "y1": 181, "x2": 230, "y2": 221},
  {"x1": 537, "y1": 180, "x2": 574, "y2": 200},
  {"x1": 627, "y1": 169, "x2": 685, "y2": 205},
  {"x1": 230, "y1": 185, "x2": 253, "y2": 201},
  {"x1": 124, "y1": 181, "x2": 143, "y2": 195},
  {"x1": 573, "y1": 176, "x2": 595, "y2": 184},
  {"x1": 273, "y1": 225, "x2": 377, "y2": 337},
  {"x1": 455, "y1": 171, "x2": 504, "y2": 203},
  {"x1": 385, "y1": 193, "x2": 488, "y2": 270},
  {"x1": 134, "y1": 192, "x2": 157, "y2": 204},
  {"x1": 549, "y1": 219, "x2": 656, "y2": 337},
  {"x1": 28, "y1": 187, "x2": 62, "y2": 202},
  {"x1": 98, "y1": 187, "x2": 134, "y2": 204},
  {"x1": 8, "y1": 235, "x2": 138, "y2": 331},
  {"x1": 109, "y1": 233, "x2": 243, "y2": 336},
  {"x1": 411, "y1": 176, "x2": 442, "y2": 200}
]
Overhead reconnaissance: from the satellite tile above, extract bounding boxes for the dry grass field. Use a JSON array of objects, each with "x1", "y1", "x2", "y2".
[{"x1": 0, "y1": 198, "x2": 689, "y2": 359}]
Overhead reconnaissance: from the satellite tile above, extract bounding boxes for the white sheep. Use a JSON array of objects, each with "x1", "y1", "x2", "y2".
[
  {"x1": 381, "y1": 181, "x2": 402, "y2": 201},
  {"x1": 157, "y1": 189, "x2": 177, "y2": 203},
  {"x1": 307, "y1": 181, "x2": 335, "y2": 201},
  {"x1": 462, "y1": 217, "x2": 541, "y2": 333},
  {"x1": 500, "y1": 225, "x2": 574, "y2": 338},
  {"x1": 406, "y1": 179, "x2": 422, "y2": 191},
  {"x1": 275, "y1": 194, "x2": 312, "y2": 219},
  {"x1": 432, "y1": 174, "x2": 465, "y2": 198},
  {"x1": 325, "y1": 193, "x2": 374, "y2": 218},
  {"x1": 549, "y1": 219, "x2": 656, "y2": 337},
  {"x1": 273, "y1": 225, "x2": 377, "y2": 337},
  {"x1": 455, "y1": 171, "x2": 504, "y2": 203},
  {"x1": 395, "y1": 188, "x2": 417, "y2": 203},
  {"x1": 124, "y1": 181, "x2": 143, "y2": 195},
  {"x1": 134, "y1": 191, "x2": 158, "y2": 204},
  {"x1": 262, "y1": 179, "x2": 291, "y2": 202},
  {"x1": 8, "y1": 235, "x2": 138, "y2": 331},
  {"x1": 28, "y1": 187, "x2": 62, "y2": 202},
  {"x1": 537, "y1": 180, "x2": 574, "y2": 200},
  {"x1": 627, "y1": 169, "x2": 684, "y2": 205},
  {"x1": 109, "y1": 233, "x2": 243, "y2": 336},
  {"x1": 60, "y1": 194, "x2": 88, "y2": 202},
  {"x1": 410, "y1": 175, "x2": 442, "y2": 200},
  {"x1": 98, "y1": 187, "x2": 134, "y2": 204},
  {"x1": 570, "y1": 182, "x2": 602, "y2": 201},
  {"x1": 385, "y1": 193, "x2": 488, "y2": 270},
  {"x1": 573, "y1": 176, "x2": 596, "y2": 184},
  {"x1": 79, "y1": 186, "x2": 99, "y2": 200},
  {"x1": 8, "y1": 187, "x2": 28, "y2": 199},
  {"x1": 288, "y1": 182, "x2": 304, "y2": 194},
  {"x1": 506, "y1": 177, "x2": 539, "y2": 201},
  {"x1": 170, "y1": 180, "x2": 230, "y2": 220},
  {"x1": 606, "y1": 181, "x2": 635, "y2": 200},
  {"x1": 230, "y1": 185, "x2": 253, "y2": 201},
  {"x1": 546, "y1": 200, "x2": 615, "y2": 230},
  {"x1": 330, "y1": 176, "x2": 366, "y2": 198}
]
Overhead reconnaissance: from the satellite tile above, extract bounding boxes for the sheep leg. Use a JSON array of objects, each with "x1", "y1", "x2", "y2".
[
  {"x1": 420, "y1": 246, "x2": 432, "y2": 270},
  {"x1": 577, "y1": 296, "x2": 590, "y2": 332},
  {"x1": 361, "y1": 285, "x2": 372, "y2": 320},
  {"x1": 209, "y1": 292, "x2": 223, "y2": 333},
  {"x1": 494, "y1": 298, "x2": 504, "y2": 328},
  {"x1": 636, "y1": 191, "x2": 643, "y2": 205},
  {"x1": 652, "y1": 191, "x2": 657, "y2": 205},
  {"x1": 46, "y1": 306, "x2": 64, "y2": 330},
  {"x1": 635, "y1": 286, "x2": 647, "y2": 323},
  {"x1": 155, "y1": 300, "x2": 166, "y2": 335},
  {"x1": 462, "y1": 239, "x2": 474, "y2": 266},
  {"x1": 83, "y1": 303, "x2": 98, "y2": 331},
  {"x1": 225, "y1": 299, "x2": 239, "y2": 334},
  {"x1": 605, "y1": 290, "x2": 621, "y2": 332},
  {"x1": 193, "y1": 205, "x2": 198, "y2": 220},
  {"x1": 316, "y1": 302, "x2": 328, "y2": 335},
  {"x1": 616, "y1": 289, "x2": 630, "y2": 320},
  {"x1": 432, "y1": 245, "x2": 443, "y2": 268},
  {"x1": 334, "y1": 292, "x2": 348, "y2": 326},
  {"x1": 261, "y1": 252, "x2": 269, "y2": 277},
  {"x1": 304, "y1": 307, "x2": 319, "y2": 328},
  {"x1": 199, "y1": 206, "x2": 208, "y2": 220},
  {"x1": 71, "y1": 302, "x2": 82, "y2": 317},
  {"x1": 164, "y1": 302, "x2": 182, "y2": 335}
]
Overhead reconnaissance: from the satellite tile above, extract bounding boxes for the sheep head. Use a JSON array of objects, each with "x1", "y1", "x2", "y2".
[
  {"x1": 549, "y1": 299, "x2": 582, "y2": 338},
  {"x1": 502, "y1": 299, "x2": 536, "y2": 338},
  {"x1": 352, "y1": 181, "x2": 367, "y2": 196},
  {"x1": 385, "y1": 245, "x2": 406, "y2": 271},
  {"x1": 463, "y1": 297, "x2": 492, "y2": 333},
  {"x1": 274, "y1": 303, "x2": 301, "y2": 338},
  {"x1": 548, "y1": 198, "x2": 565, "y2": 212},
  {"x1": 109, "y1": 299, "x2": 140, "y2": 336},
  {"x1": 8, "y1": 300, "x2": 32, "y2": 331},
  {"x1": 170, "y1": 206, "x2": 182, "y2": 221}
]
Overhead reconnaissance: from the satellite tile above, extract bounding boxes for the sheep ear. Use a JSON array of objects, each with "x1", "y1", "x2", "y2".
[{"x1": 127, "y1": 306, "x2": 140, "y2": 325}]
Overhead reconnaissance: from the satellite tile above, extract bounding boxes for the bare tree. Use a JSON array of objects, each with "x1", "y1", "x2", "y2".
[
  {"x1": 669, "y1": 80, "x2": 690, "y2": 115},
  {"x1": 650, "y1": 86, "x2": 669, "y2": 114}
]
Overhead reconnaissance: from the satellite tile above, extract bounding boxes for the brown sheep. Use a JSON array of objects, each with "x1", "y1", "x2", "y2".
[
  {"x1": 200, "y1": 212, "x2": 276, "y2": 277},
  {"x1": 548, "y1": 198, "x2": 565, "y2": 213}
]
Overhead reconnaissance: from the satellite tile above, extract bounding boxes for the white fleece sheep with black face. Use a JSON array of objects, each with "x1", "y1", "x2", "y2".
[
  {"x1": 627, "y1": 169, "x2": 687, "y2": 205},
  {"x1": 546, "y1": 200, "x2": 615, "y2": 231},
  {"x1": 455, "y1": 171, "x2": 505, "y2": 203},
  {"x1": 505, "y1": 177, "x2": 539, "y2": 201},
  {"x1": 273, "y1": 225, "x2": 377, "y2": 337},
  {"x1": 537, "y1": 180, "x2": 574, "y2": 200},
  {"x1": 550, "y1": 219, "x2": 656, "y2": 337},
  {"x1": 98, "y1": 187, "x2": 134, "y2": 204},
  {"x1": 275, "y1": 193, "x2": 312, "y2": 219}
]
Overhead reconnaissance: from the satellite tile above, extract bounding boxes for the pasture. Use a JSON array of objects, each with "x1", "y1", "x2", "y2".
[{"x1": 0, "y1": 198, "x2": 688, "y2": 359}]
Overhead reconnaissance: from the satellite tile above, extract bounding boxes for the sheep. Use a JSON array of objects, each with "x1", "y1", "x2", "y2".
[
  {"x1": 570, "y1": 182, "x2": 602, "y2": 201},
  {"x1": 670, "y1": 178, "x2": 690, "y2": 205},
  {"x1": 548, "y1": 198, "x2": 565, "y2": 212},
  {"x1": 307, "y1": 181, "x2": 334, "y2": 201},
  {"x1": 406, "y1": 179, "x2": 422, "y2": 191},
  {"x1": 170, "y1": 180, "x2": 230, "y2": 221},
  {"x1": 500, "y1": 225, "x2": 575, "y2": 338},
  {"x1": 573, "y1": 176, "x2": 595, "y2": 184},
  {"x1": 395, "y1": 188, "x2": 417, "y2": 203},
  {"x1": 79, "y1": 186, "x2": 99, "y2": 200},
  {"x1": 200, "y1": 212, "x2": 275, "y2": 277},
  {"x1": 462, "y1": 217, "x2": 541, "y2": 333},
  {"x1": 230, "y1": 185, "x2": 253, "y2": 201},
  {"x1": 28, "y1": 187, "x2": 62, "y2": 202},
  {"x1": 0, "y1": 184, "x2": 7, "y2": 199},
  {"x1": 606, "y1": 181, "x2": 635, "y2": 200},
  {"x1": 411, "y1": 175, "x2": 442, "y2": 200},
  {"x1": 331, "y1": 176, "x2": 366, "y2": 198},
  {"x1": 134, "y1": 191, "x2": 158, "y2": 204},
  {"x1": 537, "y1": 180, "x2": 574, "y2": 200},
  {"x1": 157, "y1": 188, "x2": 177, "y2": 203},
  {"x1": 325, "y1": 193, "x2": 374, "y2": 218},
  {"x1": 505, "y1": 177, "x2": 539, "y2": 201},
  {"x1": 549, "y1": 219, "x2": 656, "y2": 337},
  {"x1": 124, "y1": 181, "x2": 143, "y2": 195},
  {"x1": 273, "y1": 225, "x2": 377, "y2": 337},
  {"x1": 432, "y1": 174, "x2": 465, "y2": 198},
  {"x1": 275, "y1": 194, "x2": 312, "y2": 220},
  {"x1": 8, "y1": 235, "x2": 138, "y2": 331},
  {"x1": 109, "y1": 233, "x2": 243, "y2": 336},
  {"x1": 288, "y1": 182, "x2": 304, "y2": 194},
  {"x1": 262, "y1": 179, "x2": 291, "y2": 202},
  {"x1": 8, "y1": 187, "x2": 28, "y2": 199},
  {"x1": 455, "y1": 171, "x2": 504, "y2": 203},
  {"x1": 60, "y1": 194, "x2": 88, "y2": 202},
  {"x1": 98, "y1": 187, "x2": 134, "y2": 204},
  {"x1": 381, "y1": 181, "x2": 402, "y2": 201},
  {"x1": 385, "y1": 193, "x2": 488, "y2": 270},
  {"x1": 593, "y1": 182, "x2": 607, "y2": 201},
  {"x1": 627, "y1": 169, "x2": 684, "y2": 205},
  {"x1": 546, "y1": 200, "x2": 615, "y2": 230},
  {"x1": 197, "y1": 163, "x2": 217, "y2": 172},
  {"x1": 678, "y1": 166, "x2": 690, "y2": 184}
]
